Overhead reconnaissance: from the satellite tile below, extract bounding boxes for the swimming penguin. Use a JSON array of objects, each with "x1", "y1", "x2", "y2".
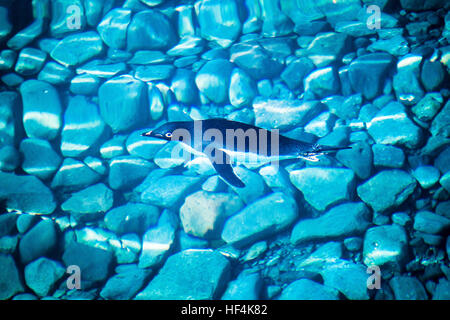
[{"x1": 142, "y1": 119, "x2": 350, "y2": 188}]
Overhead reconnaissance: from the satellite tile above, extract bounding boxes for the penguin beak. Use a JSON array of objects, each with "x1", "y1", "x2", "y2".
[{"x1": 141, "y1": 130, "x2": 152, "y2": 137}]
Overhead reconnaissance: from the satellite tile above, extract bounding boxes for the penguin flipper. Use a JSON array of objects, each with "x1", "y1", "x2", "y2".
[{"x1": 209, "y1": 149, "x2": 245, "y2": 188}]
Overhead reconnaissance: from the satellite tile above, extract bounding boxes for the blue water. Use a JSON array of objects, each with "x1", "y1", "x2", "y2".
[{"x1": 0, "y1": 0, "x2": 449, "y2": 300}]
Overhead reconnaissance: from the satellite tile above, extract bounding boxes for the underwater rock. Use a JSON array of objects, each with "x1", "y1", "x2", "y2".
[
  {"x1": 108, "y1": 156, "x2": 153, "y2": 190},
  {"x1": 421, "y1": 59, "x2": 445, "y2": 92},
  {"x1": 230, "y1": 41, "x2": 284, "y2": 80},
  {"x1": 50, "y1": 31, "x2": 103, "y2": 67},
  {"x1": 61, "y1": 95, "x2": 107, "y2": 158},
  {"x1": 389, "y1": 276, "x2": 427, "y2": 300},
  {"x1": 372, "y1": 144, "x2": 405, "y2": 168},
  {"x1": 138, "y1": 210, "x2": 177, "y2": 268},
  {"x1": 306, "y1": 32, "x2": 349, "y2": 68},
  {"x1": 290, "y1": 202, "x2": 370, "y2": 244},
  {"x1": 393, "y1": 54, "x2": 424, "y2": 106},
  {"x1": 168, "y1": 36, "x2": 204, "y2": 57},
  {"x1": 135, "y1": 64, "x2": 174, "y2": 82},
  {"x1": 0, "y1": 146, "x2": 20, "y2": 172},
  {"x1": 0, "y1": 172, "x2": 56, "y2": 214},
  {"x1": 126, "y1": 129, "x2": 166, "y2": 160},
  {"x1": 180, "y1": 191, "x2": 243, "y2": 239},
  {"x1": 104, "y1": 202, "x2": 160, "y2": 235},
  {"x1": 127, "y1": 10, "x2": 176, "y2": 52},
  {"x1": 37, "y1": 61, "x2": 73, "y2": 85},
  {"x1": 69, "y1": 74, "x2": 100, "y2": 95},
  {"x1": 348, "y1": 53, "x2": 393, "y2": 100},
  {"x1": 229, "y1": 167, "x2": 267, "y2": 204},
  {"x1": 97, "y1": 8, "x2": 131, "y2": 49},
  {"x1": 412, "y1": 166, "x2": 440, "y2": 189},
  {"x1": 253, "y1": 98, "x2": 323, "y2": 131},
  {"x1": 229, "y1": 68, "x2": 257, "y2": 108},
  {"x1": 441, "y1": 172, "x2": 450, "y2": 192},
  {"x1": 290, "y1": 167, "x2": 355, "y2": 211},
  {"x1": 195, "y1": 59, "x2": 233, "y2": 104},
  {"x1": 62, "y1": 242, "x2": 114, "y2": 287},
  {"x1": 170, "y1": 68, "x2": 197, "y2": 105},
  {"x1": 280, "y1": 57, "x2": 315, "y2": 91},
  {"x1": 84, "y1": 0, "x2": 115, "y2": 26},
  {"x1": 14, "y1": 48, "x2": 47, "y2": 76},
  {"x1": 0, "y1": 91, "x2": 20, "y2": 146},
  {"x1": 20, "y1": 138, "x2": 62, "y2": 180},
  {"x1": 141, "y1": 175, "x2": 201, "y2": 208},
  {"x1": 0, "y1": 50, "x2": 16, "y2": 71},
  {"x1": 100, "y1": 267, "x2": 150, "y2": 300},
  {"x1": 278, "y1": 278, "x2": 339, "y2": 300},
  {"x1": 304, "y1": 111, "x2": 336, "y2": 138},
  {"x1": 320, "y1": 260, "x2": 370, "y2": 300},
  {"x1": 19, "y1": 220, "x2": 57, "y2": 264},
  {"x1": 433, "y1": 279, "x2": 450, "y2": 300},
  {"x1": 413, "y1": 211, "x2": 450, "y2": 234},
  {"x1": 357, "y1": 170, "x2": 416, "y2": 212},
  {"x1": 259, "y1": 0, "x2": 293, "y2": 37},
  {"x1": 135, "y1": 249, "x2": 230, "y2": 299},
  {"x1": 304, "y1": 67, "x2": 340, "y2": 98},
  {"x1": 368, "y1": 102, "x2": 423, "y2": 149},
  {"x1": 147, "y1": 83, "x2": 165, "y2": 120},
  {"x1": 221, "y1": 192, "x2": 298, "y2": 247},
  {"x1": 24, "y1": 258, "x2": 65, "y2": 297},
  {"x1": 98, "y1": 75, "x2": 148, "y2": 133},
  {"x1": 222, "y1": 272, "x2": 262, "y2": 300},
  {"x1": 336, "y1": 141, "x2": 372, "y2": 179},
  {"x1": 0, "y1": 254, "x2": 24, "y2": 300},
  {"x1": 412, "y1": 93, "x2": 443, "y2": 122},
  {"x1": 197, "y1": 0, "x2": 241, "y2": 48},
  {"x1": 20, "y1": 80, "x2": 62, "y2": 141},
  {"x1": 430, "y1": 100, "x2": 450, "y2": 137},
  {"x1": 363, "y1": 225, "x2": 408, "y2": 269},
  {"x1": 0, "y1": 6, "x2": 12, "y2": 42},
  {"x1": 76, "y1": 60, "x2": 127, "y2": 79},
  {"x1": 51, "y1": 158, "x2": 101, "y2": 191},
  {"x1": 0, "y1": 213, "x2": 17, "y2": 238},
  {"x1": 61, "y1": 183, "x2": 114, "y2": 221}
]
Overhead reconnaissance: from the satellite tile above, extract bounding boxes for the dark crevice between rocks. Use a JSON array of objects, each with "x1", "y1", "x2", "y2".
[{"x1": 6, "y1": 0, "x2": 33, "y2": 38}]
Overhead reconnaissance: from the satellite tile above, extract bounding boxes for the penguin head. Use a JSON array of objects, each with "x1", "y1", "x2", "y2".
[{"x1": 141, "y1": 122, "x2": 182, "y2": 141}]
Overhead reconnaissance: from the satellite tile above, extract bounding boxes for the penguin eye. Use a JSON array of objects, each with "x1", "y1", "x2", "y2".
[{"x1": 165, "y1": 132, "x2": 172, "y2": 138}]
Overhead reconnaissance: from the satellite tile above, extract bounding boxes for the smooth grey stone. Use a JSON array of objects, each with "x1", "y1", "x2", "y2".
[
  {"x1": 368, "y1": 102, "x2": 423, "y2": 149},
  {"x1": 228, "y1": 166, "x2": 267, "y2": 204},
  {"x1": 50, "y1": 31, "x2": 103, "y2": 67},
  {"x1": 24, "y1": 258, "x2": 65, "y2": 297},
  {"x1": 51, "y1": 158, "x2": 101, "y2": 191},
  {"x1": 0, "y1": 50, "x2": 16, "y2": 71},
  {"x1": 37, "y1": 61, "x2": 73, "y2": 85},
  {"x1": 280, "y1": 57, "x2": 315, "y2": 90},
  {"x1": 222, "y1": 192, "x2": 298, "y2": 247},
  {"x1": 62, "y1": 242, "x2": 113, "y2": 286},
  {"x1": 20, "y1": 138, "x2": 61, "y2": 180},
  {"x1": 368, "y1": 35, "x2": 409, "y2": 56},
  {"x1": 0, "y1": 145, "x2": 20, "y2": 172},
  {"x1": 304, "y1": 67, "x2": 340, "y2": 98},
  {"x1": 104, "y1": 202, "x2": 160, "y2": 235},
  {"x1": 135, "y1": 249, "x2": 230, "y2": 300},
  {"x1": 7, "y1": 19, "x2": 45, "y2": 51},
  {"x1": 304, "y1": 111, "x2": 336, "y2": 138},
  {"x1": 357, "y1": 170, "x2": 416, "y2": 212},
  {"x1": 253, "y1": 98, "x2": 323, "y2": 131},
  {"x1": 14, "y1": 48, "x2": 47, "y2": 76},
  {"x1": 140, "y1": 175, "x2": 201, "y2": 208},
  {"x1": 413, "y1": 211, "x2": 450, "y2": 234},
  {"x1": 69, "y1": 74, "x2": 100, "y2": 95},
  {"x1": 202, "y1": 48, "x2": 229, "y2": 61},
  {"x1": 83, "y1": 156, "x2": 106, "y2": 176},
  {"x1": 291, "y1": 202, "x2": 370, "y2": 244},
  {"x1": 76, "y1": 60, "x2": 127, "y2": 78},
  {"x1": 100, "y1": 135, "x2": 127, "y2": 159},
  {"x1": 0, "y1": 254, "x2": 24, "y2": 300},
  {"x1": 229, "y1": 68, "x2": 257, "y2": 108},
  {"x1": 348, "y1": 53, "x2": 393, "y2": 100},
  {"x1": 127, "y1": 10, "x2": 176, "y2": 52},
  {"x1": 180, "y1": 191, "x2": 243, "y2": 239},
  {"x1": 306, "y1": 32, "x2": 349, "y2": 67},
  {"x1": 413, "y1": 166, "x2": 440, "y2": 189},
  {"x1": 230, "y1": 41, "x2": 283, "y2": 80},
  {"x1": 127, "y1": 50, "x2": 169, "y2": 65},
  {"x1": 135, "y1": 64, "x2": 174, "y2": 82},
  {"x1": 167, "y1": 36, "x2": 204, "y2": 56},
  {"x1": 61, "y1": 95, "x2": 107, "y2": 158},
  {"x1": 170, "y1": 68, "x2": 197, "y2": 105},
  {"x1": 278, "y1": 278, "x2": 339, "y2": 300},
  {"x1": 61, "y1": 183, "x2": 114, "y2": 220},
  {"x1": 138, "y1": 209, "x2": 177, "y2": 268},
  {"x1": 336, "y1": 141, "x2": 372, "y2": 179},
  {"x1": 100, "y1": 267, "x2": 150, "y2": 300},
  {"x1": 197, "y1": 0, "x2": 241, "y2": 48},
  {"x1": 97, "y1": 8, "x2": 131, "y2": 49},
  {"x1": 37, "y1": 38, "x2": 60, "y2": 54},
  {"x1": 20, "y1": 80, "x2": 62, "y2": 141},
  {"x1": 98, "y1": 75, "x2": 148, "y2": 133},
  {"x1": 108, "y1": 156, "x2": 153, "y2": 190},
  {"x1": 363, "y1": 225, "x2": 408, "y2": 269},
  {"x1": 430, "y1": 100, "x2": 450, "y2": 137},
  {"x1": 290, "y1": 167, "x2": 355, "y2": 211},
  {"x1": 389, "y1": 276, "x2": 427, "y2": 300},
  {"x1": 222, "y1": 272, "x2": 262, "y2": 300},
  {"x1": 412, "y1": 93, "x2": 444, "y2": 122},
  {"x1": 195, "y1": 59, "x2": 233, "y2": 104},
  {"x1": 49, "y1": 0, "x2": 86, "y2": 38},
  {"x1": 372, "y1": 144, "x2": 405, "y2": 168},
  {"x1": 19, "y1": 220, "x2": 58, "y2": 264},
  {"x1": 393, "y1": 54, "x2": 424, "y2": 106},
  {"x1": 259, "y1": 0, "x2": 293, "y2": 37},
  {"x1": 174, "y1": 55, "x2": 197, "y2": 68},
  {"x1": 321, "y1": 260, "x2": 369, "y2": 300},
  {"x1": 0, "y1": 172, "x2": 56, "y2": 214}
]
